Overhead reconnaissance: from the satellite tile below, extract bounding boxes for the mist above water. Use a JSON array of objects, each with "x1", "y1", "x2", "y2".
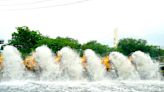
[
  {"x1": 57, "y1": 47, "x2": 83, "y2": 80},
  {"x1": 84, "y1": 49, "x2": 106, "y2": 80},
  {"x1": 0, "y1": 45, "x2": 161, "y2": 81},
  {"x1": 109, "y1": 52, "x2": 140, "y2": 80},
  {"x1": 131, "y1": 51, "x2": 160, "y2": 79},
  {"x1": 1, "y1": 46, "x2": 25, "y2": 80},
  {"x1": 35, "y1": 45, "x2": 61, "y2": 80}
]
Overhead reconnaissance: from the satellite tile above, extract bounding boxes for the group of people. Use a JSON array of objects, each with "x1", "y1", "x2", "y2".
[
  {"x1": 0, "y1": 49, "x2": 158, "y2": 80},
  {"x1": 0, "y1": 52, "x2": 135, "y2": 73},
  {"x1": 0, "y1": 52, "x2": 113, "y2": 72}
]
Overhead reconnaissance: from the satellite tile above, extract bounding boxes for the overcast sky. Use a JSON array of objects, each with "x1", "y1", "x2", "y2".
[{"x1": 0, "y1": 0, "x2": 164, "y2": 47}]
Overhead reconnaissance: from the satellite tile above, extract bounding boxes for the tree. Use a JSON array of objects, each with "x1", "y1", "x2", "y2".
[
  {"x1": 8, "y1": 26, "x2": 164, "y2": 60},
  {"x1": 36, "y1": 37, "x2": 81, "y2": 53},
  {"x1": 82, "y1": 40, "x2": 110, "y2": 56},
  {"x1": 118, "y1": 38, "x2": 163, "y2": 58},
  {"x1": 9, "y1": 26, "x2": 44, "y2": 56}
]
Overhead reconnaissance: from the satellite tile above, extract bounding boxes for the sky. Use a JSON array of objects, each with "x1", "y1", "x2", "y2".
[{"x1": 0, "y1": 0, "x2": 164, "y2": 48}]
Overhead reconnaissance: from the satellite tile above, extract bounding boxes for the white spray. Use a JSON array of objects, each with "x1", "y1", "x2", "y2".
[
  {"x1": 109, "y1": 52, "x2": 139, "y2": 80},
  {"x1": 2, "y1": 45, "x2": 25, "y2": 80},
  {"x1": 35, "y1": 45, "x2": 61, "y2": 80},
  {"x1": 84, "y1": 49, "x2": 105, "y2": 80},
  {"x1": 57, "y1": 47, "x2": 83, "y2": 80},
  {"x1": 131, "y1": 51, "x2": 160, "y2": 79}
]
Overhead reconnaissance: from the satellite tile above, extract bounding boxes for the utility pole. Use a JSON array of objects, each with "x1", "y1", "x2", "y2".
[{"x1": 114, "y1": 28, "x2": 118, "y2": 48}]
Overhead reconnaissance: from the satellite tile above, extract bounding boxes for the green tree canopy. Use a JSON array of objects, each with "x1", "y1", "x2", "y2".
[
  {"x1": 118, "y1": 38, "x2": 163, "y2": 58},
  {"x1": 81, "y1": 40, "x2": 110, "y2": 56},
  {"x1": 36, "y1": 37, "x2": 81, "y2": 53},
  {"x1": 8, "y1": 26, "x2": 164, "y2": 60},
  {"x1": 9, "y1": 26, "x2": 44, "y2": 56}
]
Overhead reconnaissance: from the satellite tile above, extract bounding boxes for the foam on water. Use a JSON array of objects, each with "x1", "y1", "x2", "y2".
[
  {"x1": 57, "y1": 47, "x2": 84, "y2": 80},
  {"x1": 35, "y1": 45, "x2": 61, "y2": 80},
  {"x1": 109, "y1": 52, "x2": 139, "y2": 80},
  {"x1": 84, "y1": 49, "x2": 106, "y2": 80},
  {"x1": 0, "y1": 45, "x2": 163, "y2": 91},
  {"x1": 131, "y1": 51, "x2": 160, "y2": 79},
  {"x1": 0, "y1": 46, "x2": 162, "y2": 82},
  {"x1": 1, "y1": 45, "x2": 25, "y2": 80},
  {"x1": 0, "y1": 80, "x2": 164, "y2": 92}
]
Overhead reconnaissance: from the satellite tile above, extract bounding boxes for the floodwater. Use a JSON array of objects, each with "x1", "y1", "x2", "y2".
[
  {"x1": 0, "y1": 80, "x2": 164, "y2": 92},
  {"x1": 0, "y1": 46, "x2": 164, "y2": 92}
]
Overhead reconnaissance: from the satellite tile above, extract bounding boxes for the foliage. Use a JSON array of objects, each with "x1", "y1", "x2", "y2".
[
  {"x1": 9, "y1": 26, "x2": 44, "y2": 56},
  {"x1": 8, "y1": 26, "x2": 164, "y2": 60},
  {"x1": 118, "y1": 38, "x2": 163, "y2": 58},
  {"x1": 81, "y1": 40, "x2": 111, "y2": 56},
  {"x1": 36, "y1": 37, "x2": 81, "y2": 53}
]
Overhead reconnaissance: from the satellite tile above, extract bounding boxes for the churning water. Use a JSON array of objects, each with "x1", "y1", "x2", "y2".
[
  {"x1": 0, "y1": 45, "x2": 163, "y2": 92},
  {"x1": 131, "y1": 51, "x2": 160, "y2": 79},
  {"x1": 1, "y1": 46, "x2": 25, "y2": 80},
  {"x1": 57, "y1": 47, "x2": 84, "y2": 80},
  {"x1": 84, "y1": 49, "x2": 106, "y2": 80},
  {"x1": 109, "y1": 52, "x2": 140, "y2": 80},
  {"x1": 0, "y1": 80, "x2": 164, "y2": 92}
]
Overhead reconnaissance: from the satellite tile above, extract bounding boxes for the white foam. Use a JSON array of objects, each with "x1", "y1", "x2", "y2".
[
  {"x1": 2, "y1": 45, "x2": 25, "y2": 80},
  {"x1": 131, "y1": 51, "x2": 160, "y2": 79},
  {"x1": 57, "y1": 47, "x2": 83, "y2": 80},
  {"x1": 35, "y1": 45, "x2": 61, "y2": 80},
  {"x1": 84, "y1": 49, "x2": 105, "y2": 80},
  {"x1": 109, "y1": 52, "x2": 139, "y2": 80}
]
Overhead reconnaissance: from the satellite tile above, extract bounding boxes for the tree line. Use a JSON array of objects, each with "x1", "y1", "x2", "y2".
[{"x1": 2, "y1": 26, "x2": 164, "y2": 61}]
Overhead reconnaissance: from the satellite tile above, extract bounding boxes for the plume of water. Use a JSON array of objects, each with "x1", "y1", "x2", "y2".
[
  {"x1": 0, "y1": 45, "x2": 161, "y2": 82},
  {"x1": 131, "y1": 51, "x2": 160, "y2": 79},
  {"x1": 84, "y1": 49, "x2": 105, "y2": 80},
  {"x1": 2, "y1": 45, "x2": 25, "y2": 80},
  {"x1": 23, "y1": 52, "x2": 40, "y2": 80},
  {"x1": 109, "y1": 52, "x2": 139, "y2": 80},
  {"x1": 34, "y1": 45, "x2": 61, "y2": 80},
  {"x1": 57, "y1": 47, "x2": 83, "y2": 80}
]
